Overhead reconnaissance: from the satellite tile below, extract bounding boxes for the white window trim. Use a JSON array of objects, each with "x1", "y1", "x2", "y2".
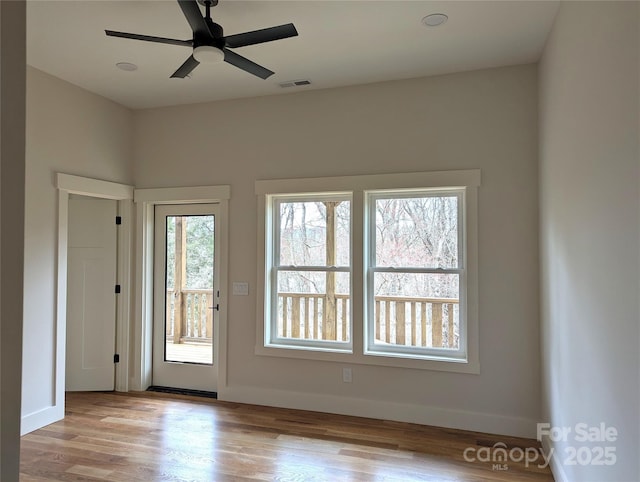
[{"x1": 255, "y1": 169, "x2": 480, "y2": 374}]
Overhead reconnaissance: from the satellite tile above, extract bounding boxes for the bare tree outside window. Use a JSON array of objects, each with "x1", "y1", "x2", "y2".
[
  {"x1": 372, "y1": 194, "x2": 460, "y2": 350},
  {"x1": 268, "y1": 190, "x2": 463, "y2": 354},
  {"x1": 275, "y1": 198, "x2": 351, "y2": 343}
]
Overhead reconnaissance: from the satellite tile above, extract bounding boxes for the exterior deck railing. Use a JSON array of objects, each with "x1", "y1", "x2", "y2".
[
  {"x1": 278, "y1": 293, "x2": 459, "y2": 349},
  {"x1": 166, "y1": 290, "x2": 459, "y2": 349},
  {"x1": 278, "y1": 293, "x2": 351, "y2": 341},
  {"x1": 166, "y1": 289, "x2": 213, "y2": 344}
]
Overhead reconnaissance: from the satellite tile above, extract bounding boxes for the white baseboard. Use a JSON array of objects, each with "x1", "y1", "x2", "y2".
[
  {"x1": 540, "y1": 434, "x2": 568, "y2": 482},
  {"x1": 21, "y1": 405, "x2": 64, "y2": 435},
  {"x1": 218, "y1": 385, "x2": 538, "y2": 439}
]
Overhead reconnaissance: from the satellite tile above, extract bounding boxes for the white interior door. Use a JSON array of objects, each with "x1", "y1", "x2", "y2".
[
  {"x1": 66, "y1": 196, "x2": 118, "y2": 391},
  {"x1": 153, "y1": 204, "x2": 219, "y2": 392}
]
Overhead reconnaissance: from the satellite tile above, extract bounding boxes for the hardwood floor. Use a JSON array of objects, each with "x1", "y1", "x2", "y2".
[{"x1": 20, "y1": 392, "x2": 554, "y2": 481}]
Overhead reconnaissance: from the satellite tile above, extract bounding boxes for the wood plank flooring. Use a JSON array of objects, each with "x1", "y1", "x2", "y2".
[{"x1": 20, "y1": 392, "x2": 554, "y2": 481}]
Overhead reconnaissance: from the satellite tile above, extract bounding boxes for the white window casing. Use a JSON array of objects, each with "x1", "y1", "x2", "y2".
[{"x1": 255, "y1": 170, "x2": 480, "y2": 374}]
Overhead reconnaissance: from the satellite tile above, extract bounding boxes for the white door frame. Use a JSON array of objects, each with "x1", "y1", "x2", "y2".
[
  {"x1": 55, "y1": 173, "x2": 134, "y2": 404},
  {"x1": 132, "y1": 185, "x2": 230, "y2": 392},
  {"x1": 24, "y1": 173, "x2": 132, "y2": 434}
]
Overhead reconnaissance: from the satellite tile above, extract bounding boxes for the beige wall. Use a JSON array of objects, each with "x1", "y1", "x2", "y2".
[
  {"x1": 134, "y1": 64, "x2": 541, "y2": 436},
  {"x1": 1, "y1": 1, "x2": 26, "y2": 479},
  {"x1": 539, "y1": 2, "x2": 639, "y2": 481},
  {"x1": 22, "y1": 67, "x2": 133, "y2": 431},
  {"x1": 15, "y1": 6, "x2": 640, "y2": 475}
]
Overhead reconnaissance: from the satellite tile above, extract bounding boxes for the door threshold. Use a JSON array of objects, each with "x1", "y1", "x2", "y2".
[{"x1": 147, "y1": 385, "x2": 217, "y2": 399}]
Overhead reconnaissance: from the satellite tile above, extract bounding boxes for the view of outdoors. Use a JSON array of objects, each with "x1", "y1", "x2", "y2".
[
  {"x1": 373, "y1": 195, "x2": 460, "y2": 350},
  {"x1": 277, "y1": 200, "x2": 351, "y2": 342},
  {"x1": 274, "y1": 193, "x2": 461, "y2": 350},
  {"x1": 164, "y1": 215, "x2": 215, "y2": 364},
  {"x1": 166, "y1": 215, "x2": 214, "y2": 290}
]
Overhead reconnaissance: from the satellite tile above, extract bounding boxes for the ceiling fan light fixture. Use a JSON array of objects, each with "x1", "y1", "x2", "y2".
[{"x1": 193, "y1": 45, "x2": 225, "y2": 63}]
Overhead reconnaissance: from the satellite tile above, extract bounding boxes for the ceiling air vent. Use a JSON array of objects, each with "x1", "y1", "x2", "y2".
[{"x1": 278, "y1": 79, "x2": 312, "y2": 88}]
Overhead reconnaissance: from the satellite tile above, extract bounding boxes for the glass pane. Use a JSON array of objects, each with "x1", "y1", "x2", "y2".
[
  {"x1": 375, "y1": 195, "x2": 458, "y2": 268},
  {"x1": 278, "y1": 200, "x2": 350, "y2": 267},
  {"x1": 276, "y1": 270, "x2": 350, "y2": 342},
  {"x1": 165, "y1": 215, "x2": 214, "y2": 364},
  {"x1": 372, "y1": 272, "x2": 459, "y2": 350}
]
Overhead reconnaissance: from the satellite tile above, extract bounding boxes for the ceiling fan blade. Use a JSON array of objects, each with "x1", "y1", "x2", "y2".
[
  {"x1": 171, "y1": 55, "x2": 200, "y2": 78},
  {"x1": 223, "y1": 48, "x2": 274, "y2": 79},
  {"x1": 177, "y1": 0, "x2": 211, "y2": 38},
  {"x1": 106, "y1": 30, "x2": 192, "y2": 47},
  {"x1": 224, "y1": 23, "x2": 298, "y2": 49}
]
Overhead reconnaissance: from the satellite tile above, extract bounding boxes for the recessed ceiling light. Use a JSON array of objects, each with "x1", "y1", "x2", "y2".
[
  {"x1": 422, "y1": 13, "x2": 448, "y2": 27},
  {"x1": 116, "y1": 62, "x2": 138, "y2": 72}
]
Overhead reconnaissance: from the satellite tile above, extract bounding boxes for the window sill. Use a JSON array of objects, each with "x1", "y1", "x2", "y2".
[
  {"x1": 263, "y1": 342, "x2": 353, "y2": 355},
  {"x1": 255, "y1": 344, "x2": 480, "y2": 374},
  {"x1": 364, "y1": 348, "x2": 466, "y2": 364}
]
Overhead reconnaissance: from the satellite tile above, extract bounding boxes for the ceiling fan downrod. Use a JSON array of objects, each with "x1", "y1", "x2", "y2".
[{"x1": 200, "y1": 0, "x2": 217, "y2": 19}]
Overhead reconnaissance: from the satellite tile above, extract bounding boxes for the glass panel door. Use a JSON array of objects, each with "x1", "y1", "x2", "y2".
[
  {"x1": 164, "y1": 213, "x2": 214, "y2": 364},
  {"x1": 153, "y1": 204, "x2": 219, "y2": 392}
]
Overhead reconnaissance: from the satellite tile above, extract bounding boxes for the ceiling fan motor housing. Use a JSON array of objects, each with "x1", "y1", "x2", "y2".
[
  {"x1": 204, "y1": 18, "x2": 224, "y2": 45},
  {"x1": 192, "y1": 20, "x2": 224, "y2": 49}
]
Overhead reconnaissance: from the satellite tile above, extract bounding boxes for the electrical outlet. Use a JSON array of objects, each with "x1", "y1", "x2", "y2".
[{"x1": 342, "y1": 367, "x2": 352, "y2": 383}]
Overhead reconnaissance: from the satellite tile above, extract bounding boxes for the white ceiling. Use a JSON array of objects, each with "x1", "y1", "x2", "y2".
[{"x1": 27, "y1": 1, "x2": 559, "y2": 110}]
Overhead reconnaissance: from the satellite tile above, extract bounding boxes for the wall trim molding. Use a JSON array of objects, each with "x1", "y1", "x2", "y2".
[
  {"x1": 540, "y1": 435, "x2": 569, "y2": 482},
  {"x1": 255, "y1": 169, "x2": 481, "y2": 195},
  {"x1": 134, "y1": 185, "x2": 230, "y2": 203},
  {"x1": 20, "y1": 405, "x2": 64, "y2": 436},
  {"x1": 57, "y1": 173, "x2": 134, "y2": 200}
]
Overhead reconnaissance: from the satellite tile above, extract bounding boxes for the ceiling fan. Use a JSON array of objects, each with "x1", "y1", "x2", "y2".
[{"x1": 105, "y1": 0, "x2": 298, "y2": 80}]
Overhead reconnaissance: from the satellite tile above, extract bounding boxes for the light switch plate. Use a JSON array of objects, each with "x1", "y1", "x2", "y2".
[{"x1": 232, "y1": 282, "x2": 249, "y2": 296}]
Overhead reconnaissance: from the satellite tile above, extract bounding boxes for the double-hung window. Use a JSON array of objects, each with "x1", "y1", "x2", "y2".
[
  {"x1": 257, "y1": 170, "x2": 479, "y2": 372},
  {"x1": 365, "y1": 189, "x2": 466, "y2": 361},
  {"x1": 265, "y1": 193, "x2": 352, "y2": 351}
]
